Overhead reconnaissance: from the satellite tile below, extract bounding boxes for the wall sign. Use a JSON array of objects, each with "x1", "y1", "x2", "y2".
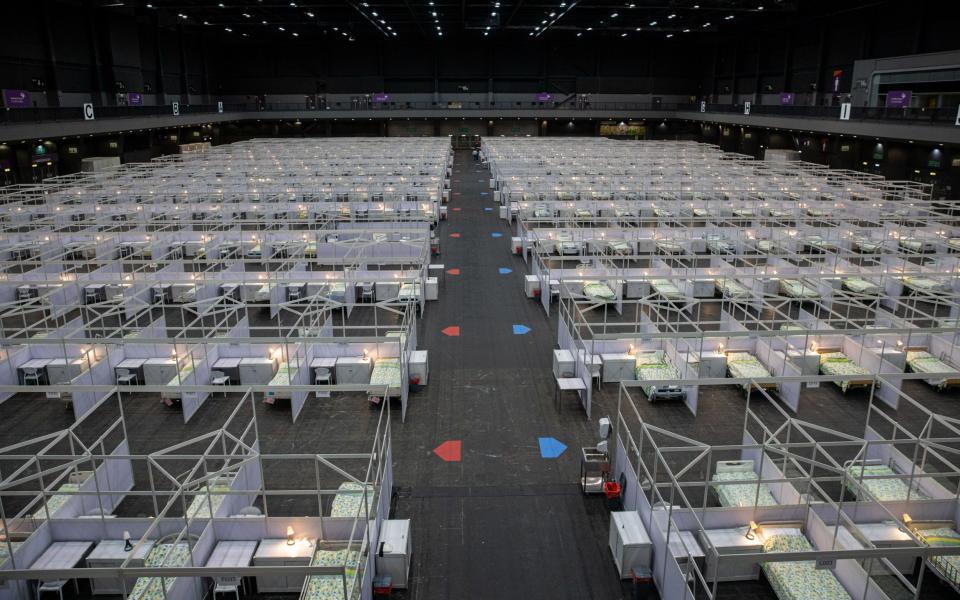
[
  {"x1": 372, "y1": 93, "x2": 390, "y2": 102},
  {"x1": 172, "y1": 101, "x2": 180, "y2": 116},
  {"x1": 536, "y1": 93, "x2": 553, "y2": 102},
  {"x1": 743, "y1": 101, "x2": 751, "y2": 115},
  {"x1": 815, "y1": 557, "x2": 836, "y2": 571},
  {"x1": 956, "y1": 105, "x2": 960, "y2": 126},
  {"x1": 83, "y1": 103, "x2": 95, "y2": 120},
  {"x1": 885, "y1": 90, "x2": 912, "y2": 108},
  {"x1": 2, "y1": 89, "x2": 30, "y2": 108},
  {"x1": 839, "y1": 103, "x2": 851, "y2": 121},
  {"x1": 217, "y1": 101, "x2": 223, "y2": 113},
  {"x1": 778, "y1": 92, "x2": 795, "y2": 105},
  {"x1": 832, "y1": 69, "x2": 843, "y2": 92},
  {"x1": 127, "y1": 92, "x2": 143, "y2": 106},
  {"x1": 699, "y1": 100, "x2": 706, "y2": 113}
]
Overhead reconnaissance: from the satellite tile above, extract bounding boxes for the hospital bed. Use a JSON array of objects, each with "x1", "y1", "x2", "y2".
[
  {"x1": 761, "y1": 527, "x2": 852, "y2": 600},
  {"x1": 899, "y1": 238, "x2": 936, "y2": 253},
  {"x1": 911, "y1": 524, "x2": 960, "y2": 591},
  {"x1": 606, "y1": 240, "x2": 633, "y2": 255},
  {"x1": 127, "y1": 541, "x2": 193, "y2": 600},
  {"x1": 634, "y1": 352, "x2": 685, "y2": 402},
  {"x1": 756, "y1": 240, "x2": 783, "y2": 254},
  {"x1": 731, "y1": 208, "x2": 755, "y2": 219},
  {"x1": 532, "y1": 204, "x2": 554, "y2": 219},
  {"x1": 581, "y1": 281, "x2": 616, "y2": 303},
  {"x1": 816, "y1": 350, "x2": 872, "y2": 393},
  {"x1": 185, "y1": 475, "x2": 233, "y2": 519},
  {"x1": 329, "y1": 482, "x2": 374, "y2": 518},
  {"x1": 692, "y1": 208, "x2": 711, "y2": 219},
  {"x1": 573, "y1": 207, "x2": 593, "y2": 219},
  {"x1": 851, "y1": 238, "x2": 883, "y2": 254},
  {"x1": 264, "y1": 363, "x2": 298, "y2": 403},
  {"x1": 397, "y1": 282, "x2": 420, "y2": 302},
  {"x1": 655, "y1": 240, "x2": 684, "y2": 255},
  {"x1": 368, "y1": 358, "x2": 402, "y2": 404},
  {"x1": 160, "y1": 363, "x2": 195, "y2": 406},
  {"x1": 779, "y1": 278, "x2": 820, "y2": 300},
  {"x1": 301, "y1": 547, "x2": 360, "y2": 600},
  {"x1": 653, "y1": 207, "x2": 674, "y2": 219},
  {"x1": 905, "y1": 350, "x2": 960, "y2": 390},
  {"x1": 711, "y1": 460, "x2": 777, "y2": 507},
  {"x1": 725, "y1": 351, "x2": 777, "y2": 394},
  {"x1": 841, "y1": 277, "x2": 880, "y2": 296},
  {"x1": 901, "y1": 276, "x2": 948, "y2": 295},
  {"x1": 716, "y1": 278, "x2": 751, "y2": 300},
  {"x1": 706, "y1": 237, "x2": 735, "y2": 254},
  {"x1": 947, "y1": 238, "x2": 960, "y2": 253},
  {"x1": 651, "y1": 279, "x2": 684, "y2": 302},
  {"x1": 31, "y1": 470, "x2": 94, "y2": 520},
  {"x1": 844, "y1": 460, "x2": 930, "y2": 502},
  {"x1": 555, "y1": 233, "x2": 582, "y2": 255},
  {"x1": 802, "y1": 236, "x2": 837, "y2": 253}
]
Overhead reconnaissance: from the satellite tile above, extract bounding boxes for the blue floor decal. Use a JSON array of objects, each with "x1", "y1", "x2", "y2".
[
  {"x1": 490, "y1": 232, "x2": 503, "y2": 238},
  {"x1": 498, "y1": 267, "x2": 512, "y2": 274},
  {"x1": 512, "y1": 324, "x2": 531, "y2": 335},
  {"x1": 538, "y1": 437, "x2": 567, "y2": 459}
]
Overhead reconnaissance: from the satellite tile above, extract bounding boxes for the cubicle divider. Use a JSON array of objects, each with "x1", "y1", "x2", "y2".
[{"x1": 862, "y1": 426, "x2": 955, "y2": 500}]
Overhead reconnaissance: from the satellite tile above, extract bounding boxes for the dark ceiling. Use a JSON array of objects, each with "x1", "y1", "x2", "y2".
[{"x1": 103, "y1": 0, "x2": 891, "y2": 43}]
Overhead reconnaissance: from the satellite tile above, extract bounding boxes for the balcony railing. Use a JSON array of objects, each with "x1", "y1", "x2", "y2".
[{"x1": 1, "y1": 100, "x2": 956, "y2": 127}]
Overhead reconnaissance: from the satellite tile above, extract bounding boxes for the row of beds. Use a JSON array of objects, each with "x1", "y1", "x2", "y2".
[
  {"x1": 710, "y1": 459, "x2": 960, "y2": 597},
  {"x1": 629, "y1": 346, "x2": 959, "y2": 403},
  {"x1": 725, "y1": 347, "x2": 960, "y2": 394},
  {"x1": 577, "y1": 272, "x2": 952, "y2": 306},
  {"x1": 1, "y1": 477, "x2": 371, "y2": 600}
]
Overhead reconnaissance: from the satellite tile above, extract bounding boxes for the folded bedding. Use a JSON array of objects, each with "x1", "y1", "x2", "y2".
[
  {"x1": 902, "y1": 276, "x2": 946, "y2": 293},
  {"x1": 370, "y1": 358, "x2": 402, "y2": 389}
]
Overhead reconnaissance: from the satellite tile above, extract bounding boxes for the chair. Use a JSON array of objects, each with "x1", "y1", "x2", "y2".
[
  {"x1": 314, "y1": 367, "x2": 332, "y2": 385},
  {"x1": 210, "y1": 371, "x2": 230, "y2": 398},
  {"x1": 360, "y1": 283, "x2": 375, "y2": 303},
  {"x1": 37, "y1": 579, "x2": 72, "y2": 600},
  {"x1": 22, "y1": 367, "x2": 42, "y2": 386},
  {"x1": 115, "y1": 369, "x2": 137, "y2": 386}
]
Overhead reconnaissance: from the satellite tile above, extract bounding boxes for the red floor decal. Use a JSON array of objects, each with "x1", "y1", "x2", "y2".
[
  {"x1": 449, "y1": 233, "x2": 461, "y2": 238},
  {"x1": 433, "y1": 440, "x2": 462, "y2": 462},
  {"x1": 441, "y1": 326, "x2": 461, "y2": 337},
  {"x1": 446, "y1": 268, "x2": 461, "y2": 275},
  {"x1": 452, "y1": 207, "x2": 462, "y2": 212}
]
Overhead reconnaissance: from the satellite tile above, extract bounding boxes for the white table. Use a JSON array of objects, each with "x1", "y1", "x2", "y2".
[
  {"x1": 698, "y1": 528, "x2": 762, "y2": 581},
  {"x1": 32, "y1": 541, "x2": 94, "y2": 598},
  {"x1": 206, "y1": 540, "x2": 258, "y2": 595},
  {"x1": 309, "y1": 357, "x2": 337, "y2": 369},
  {"x1": 21, "y1": 359, "x2": 53, "y2": 370},
  {"x1": 253, "y1": 538, "x2": 315, "y2": 593},
  {"x1": 213, "y1": 357, "x2": 243, "y2": 370},
  {"x1": 86, "y1": 540, "x2": 154, "y2": 595},
  {"x1": 555, "y1": 377, "x2": 586, "y2": 413},
  {"x1": 116, "y1": 358, "x2": 147, "y2": 369}
]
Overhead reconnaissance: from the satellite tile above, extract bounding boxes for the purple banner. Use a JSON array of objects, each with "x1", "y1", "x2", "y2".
[
  {"x1": 372, "y1": 93, "x2": 390, "y2": 102},
  {"x1": 3, "y1": 89, "x2": 31, "y2": 108},
  {"x1": 536, "y1": 93, "x2": 553, "y2": 102},
  {"x1": 885, "y1": 90, "x2": 912, "y2": 108},
  {"x1": 778, "y1": 92, "x2": 795, "y2": 105},
  {"x1": 127, "y1": 92, "x2": 143, "y2": 106}
]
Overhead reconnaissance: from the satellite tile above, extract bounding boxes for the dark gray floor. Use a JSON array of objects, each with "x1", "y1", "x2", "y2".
[{"x1": 390, "y1": 152, "x2": 632, "y2": 600}]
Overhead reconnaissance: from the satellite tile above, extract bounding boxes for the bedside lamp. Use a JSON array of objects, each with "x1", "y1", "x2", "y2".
[
  {"x1": 745, "y1": 520, "x2": 759, "y2": 541},
  {"x1": 902, "y1": 513, "x2": 913, "y2": 530},
  {"x1": 286, "y1": 526, "x2": 296, "y2": 546}
]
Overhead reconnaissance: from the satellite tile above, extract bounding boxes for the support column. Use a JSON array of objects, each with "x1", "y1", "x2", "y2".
[{"x1": 83, "y1": 0, "x2": 105, "y2": 105}]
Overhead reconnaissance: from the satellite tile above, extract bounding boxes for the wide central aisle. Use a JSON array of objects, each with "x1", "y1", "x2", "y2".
[{"x1": 390, "y1": 150, "x2": 630, "y2": 599}]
